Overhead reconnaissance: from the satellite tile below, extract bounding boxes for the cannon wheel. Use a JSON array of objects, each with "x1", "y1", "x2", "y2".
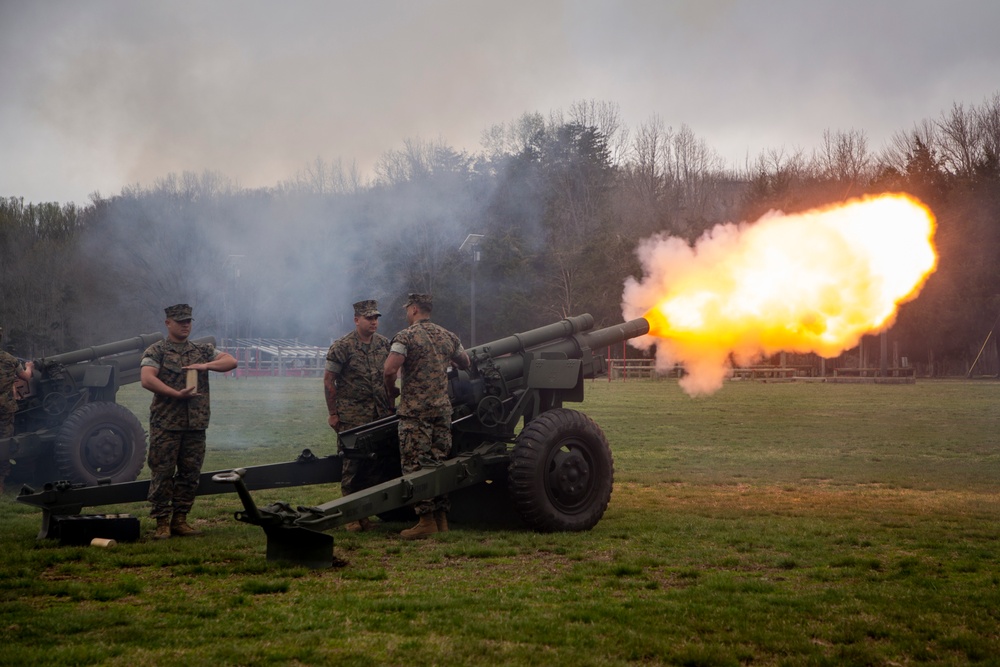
[
  {"x1": 508, "y1": 408, "x2": 613, "y2": 532},
  {"x1": 54, "y1": 402, "x2": 147, "y2": 485}
]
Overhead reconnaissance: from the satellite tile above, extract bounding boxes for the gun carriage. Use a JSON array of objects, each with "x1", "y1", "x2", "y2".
[{"x1": 3, "y1": 334, "x2": 170, "y2": 486}]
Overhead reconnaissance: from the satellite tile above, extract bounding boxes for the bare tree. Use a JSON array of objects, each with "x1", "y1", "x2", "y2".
[
  {"x1": 276, "y1": 157, "x2": 363, "y2": 195},
  {"x1": 303, "y1": 156, "x2": 335, "y2": 194},
  {"x1": 569, "y1": 99, "x2": 631, "y2": 166},
  {"x1": 373, "y1": 144, "x2": 413, "y2": 186},
  {"x1": 815, "y1": 128, "x2": 872, "y2": 188},
  {"x1": 936, "y1": 103, "x2": 980, "y2": 178},
  {"x1": 344, "y1": 159, "x2": 364, "y2": 193},
  {"x1": 374, "y1": 137, "x2": 454, "y2": 185},
  {"x1": 632, "y1": 115, "x2": 671, "y2": 199},
  {"x1": 669, "y1": 124, "x2": 728, "y2": 232},
  {"x1": 609, "y1": 115, "x2": 674, "y2": 239},
  {"x1": 974, "y1": 93, "x2": 1000, "y2": 174},
  {"x1": 480, "y1": 112, "x2": 545, "y2": 162},
  {"x1": 880, "y1": 119, "x2": 938, "y2": 174}
]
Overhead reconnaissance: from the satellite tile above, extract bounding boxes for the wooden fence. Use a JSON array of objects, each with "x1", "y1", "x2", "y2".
[{"x1": 607, "y1": 359, "x2": 918, "y2": 383}]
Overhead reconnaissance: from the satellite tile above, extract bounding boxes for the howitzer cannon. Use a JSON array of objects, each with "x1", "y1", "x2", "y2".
[
  {"x1": 3, "y1": 334, "x2": 213, "y2": 487},
  {"x1": 17, "y1": 315, "x2": 649, "y2": 566},
  {"x1": 217, "y1": 313, "x2": 650, "y2": 567}
]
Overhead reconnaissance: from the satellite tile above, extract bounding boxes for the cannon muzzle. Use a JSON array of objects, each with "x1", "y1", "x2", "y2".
[
  {"x1": 537, "y1": 316, "x2": 650, "y2": 356},
  {"x1": 466, "y1": 315, "x2": 649, "y2": 389}
]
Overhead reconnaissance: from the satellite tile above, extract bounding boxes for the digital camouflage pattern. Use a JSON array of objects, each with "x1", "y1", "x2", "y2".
[
  {"x1": 391, "y1": 319, "x2": 465, "y2": 515},
  {"x1": 0, "y1": 350, "x2": 25, "y2": 482},
  {"x1": 164, "y1": 303, "x2": 193, "y2": 320},
  {"x1": 352, "y1": 299, "x2": 381, "y2": 317},
  {"x1": 0, "y1": 350, "x2": 23, "y2": 427},
  {"x1": 325, "y1": 331, "x2": 393, "y2": 427},
  {"x1": 146, "y1": 428, "x2": 206, "y2": 518},
  {"x1": 398, "y1": 415, "x2": 452, "y2": 515},
  {"x1": 325, "y1": 330, "x2": 393, "y2": 494},
  {"x1": 141, "y1": 338, "x2": 220, "y2": 518},
  {"x1": 141, "y1": 339, "x2": 220, "y2": 430},
  {"x1": 390, "y1": 321, "x2": 464, "y2": 418}
]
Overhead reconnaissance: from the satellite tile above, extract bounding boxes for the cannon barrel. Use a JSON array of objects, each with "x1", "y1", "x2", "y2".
[
  {"x1": 36, "y1": 333, "x2": 164, "y2": 367},
  {"x1": 537, "y1": 316, "x2": 650, "y2": 356},
  {"x1": 475, "y1": 315, "x2": 650, "y2": 385},
  {"x1": 467, "y1": 314, "x2": 595, "y2": 360}
]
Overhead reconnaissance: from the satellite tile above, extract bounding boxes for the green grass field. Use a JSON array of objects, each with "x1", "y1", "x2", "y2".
[{"x1": 2, "y1": 377, "x2": 999, "y2": 666}]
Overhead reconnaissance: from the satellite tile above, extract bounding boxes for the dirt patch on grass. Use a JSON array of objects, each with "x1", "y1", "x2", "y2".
[{"x1": 612, "y1": 481, "x2": 1000, "y2": 519}]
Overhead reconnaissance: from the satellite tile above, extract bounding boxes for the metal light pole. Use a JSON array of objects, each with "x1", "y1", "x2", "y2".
[
  {"x1": 880, "y1": 329, "x2": 888, "y2": 377},
  {"x1": 226, "y1": 254, "x2": 244, "y2": 346},
  {"x1": 460, "y1": 234, "x2": 484, "y2": 346}
]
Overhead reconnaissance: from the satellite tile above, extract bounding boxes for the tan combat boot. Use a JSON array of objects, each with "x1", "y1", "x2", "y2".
[
  {"x1": 400, "y1": 513, "x2": 438, "y2": 540},
  {"x1": 434, "y1": 510, "x2": 448, "y2": 533},
  {"x1": 152, "y1": 516, "x2": 172, "y2": 540},
  {"x1": 170, "y1": 513, "x2": 203, "y2": 537},
  {"x1": 345, "y1": 517, "x2": 374, "y2": 532}
]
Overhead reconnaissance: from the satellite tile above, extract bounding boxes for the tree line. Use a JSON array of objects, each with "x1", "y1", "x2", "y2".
[{"x1": 2, "y1": 95, "x2": 1000, "y2": 376}]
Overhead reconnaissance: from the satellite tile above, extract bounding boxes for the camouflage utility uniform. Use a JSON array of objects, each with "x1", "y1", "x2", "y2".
[
  {"x1": 390, "y1": 320, "x2": 465, "y2": 516},
  {"x1": 141, "y1": 338, "x2": 221, "y2": 519},
  {"x1": 325, "y1": 330, "x2": 393, "y2": 494},
  {"x1": 0, "y1": 350, "x2": 26, "y2": 485}
]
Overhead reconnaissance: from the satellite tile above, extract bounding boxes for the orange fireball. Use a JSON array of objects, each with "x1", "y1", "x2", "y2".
[{"x1": 622, "y1": 193, "x2": 937, "y2": 396}]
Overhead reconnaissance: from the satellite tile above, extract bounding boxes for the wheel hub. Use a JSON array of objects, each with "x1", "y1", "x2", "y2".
[
  {"x1": 83, "y1": 427, "x2": 126, "y2": 469},
  {"x1": 548, "y1": 449, "x2": 591, "y2": 506}
]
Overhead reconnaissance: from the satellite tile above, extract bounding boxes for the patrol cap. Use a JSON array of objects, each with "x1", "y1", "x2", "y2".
[
  {"x1": 353, "y1": 300, "x2": 381, "y2": 318},
  {"x1": 165, "y1": 304, "x2": 193, "y2": 321},
  {"x1": 405, "y1": 293, "x2": 433, "y2": 311}
]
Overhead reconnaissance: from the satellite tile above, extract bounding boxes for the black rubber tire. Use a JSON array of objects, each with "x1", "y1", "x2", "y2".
[
  {"x1": 54, "y1": 402, "x2": 147, "y2": 485},
  {"x1": 508, "y1": 408, "x2": 614, "y2": 532}
]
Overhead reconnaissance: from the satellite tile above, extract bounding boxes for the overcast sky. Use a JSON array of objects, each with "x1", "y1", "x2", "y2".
[{"x1": 2, "y1": 0, "x2": 998, "y2": 205}]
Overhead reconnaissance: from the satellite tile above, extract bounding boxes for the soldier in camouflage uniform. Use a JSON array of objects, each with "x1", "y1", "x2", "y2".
[
  {"x1": 383, "y1": 293, "x2": 470, "y2": 539},
  {"x1": 140, "y1": 304, "x2": 237, "y2": 539},
  {"x1": 0, "y1": 327, "x2": 34, "y2": 495},
  {"x1": 324, "y1": 299, "x2": 394, "y2": 532}
]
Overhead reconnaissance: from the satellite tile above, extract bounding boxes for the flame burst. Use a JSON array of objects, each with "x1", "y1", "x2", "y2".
[{"x1": 622, "y1": 193, "x2": 937, "y2": 396}]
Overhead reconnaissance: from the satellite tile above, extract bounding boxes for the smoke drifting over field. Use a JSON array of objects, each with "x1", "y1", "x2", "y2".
[{"x1": 78, "y1": 171, "x2": 485, "y2": 345}]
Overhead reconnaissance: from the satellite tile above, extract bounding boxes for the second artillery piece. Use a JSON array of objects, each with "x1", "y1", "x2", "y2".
[
  {"x1": 2, "y1": 334, "x2": 161, "y2": 487},
  {"x1": 3, "y1": 333, "x2": 214, "y2": 487}
]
